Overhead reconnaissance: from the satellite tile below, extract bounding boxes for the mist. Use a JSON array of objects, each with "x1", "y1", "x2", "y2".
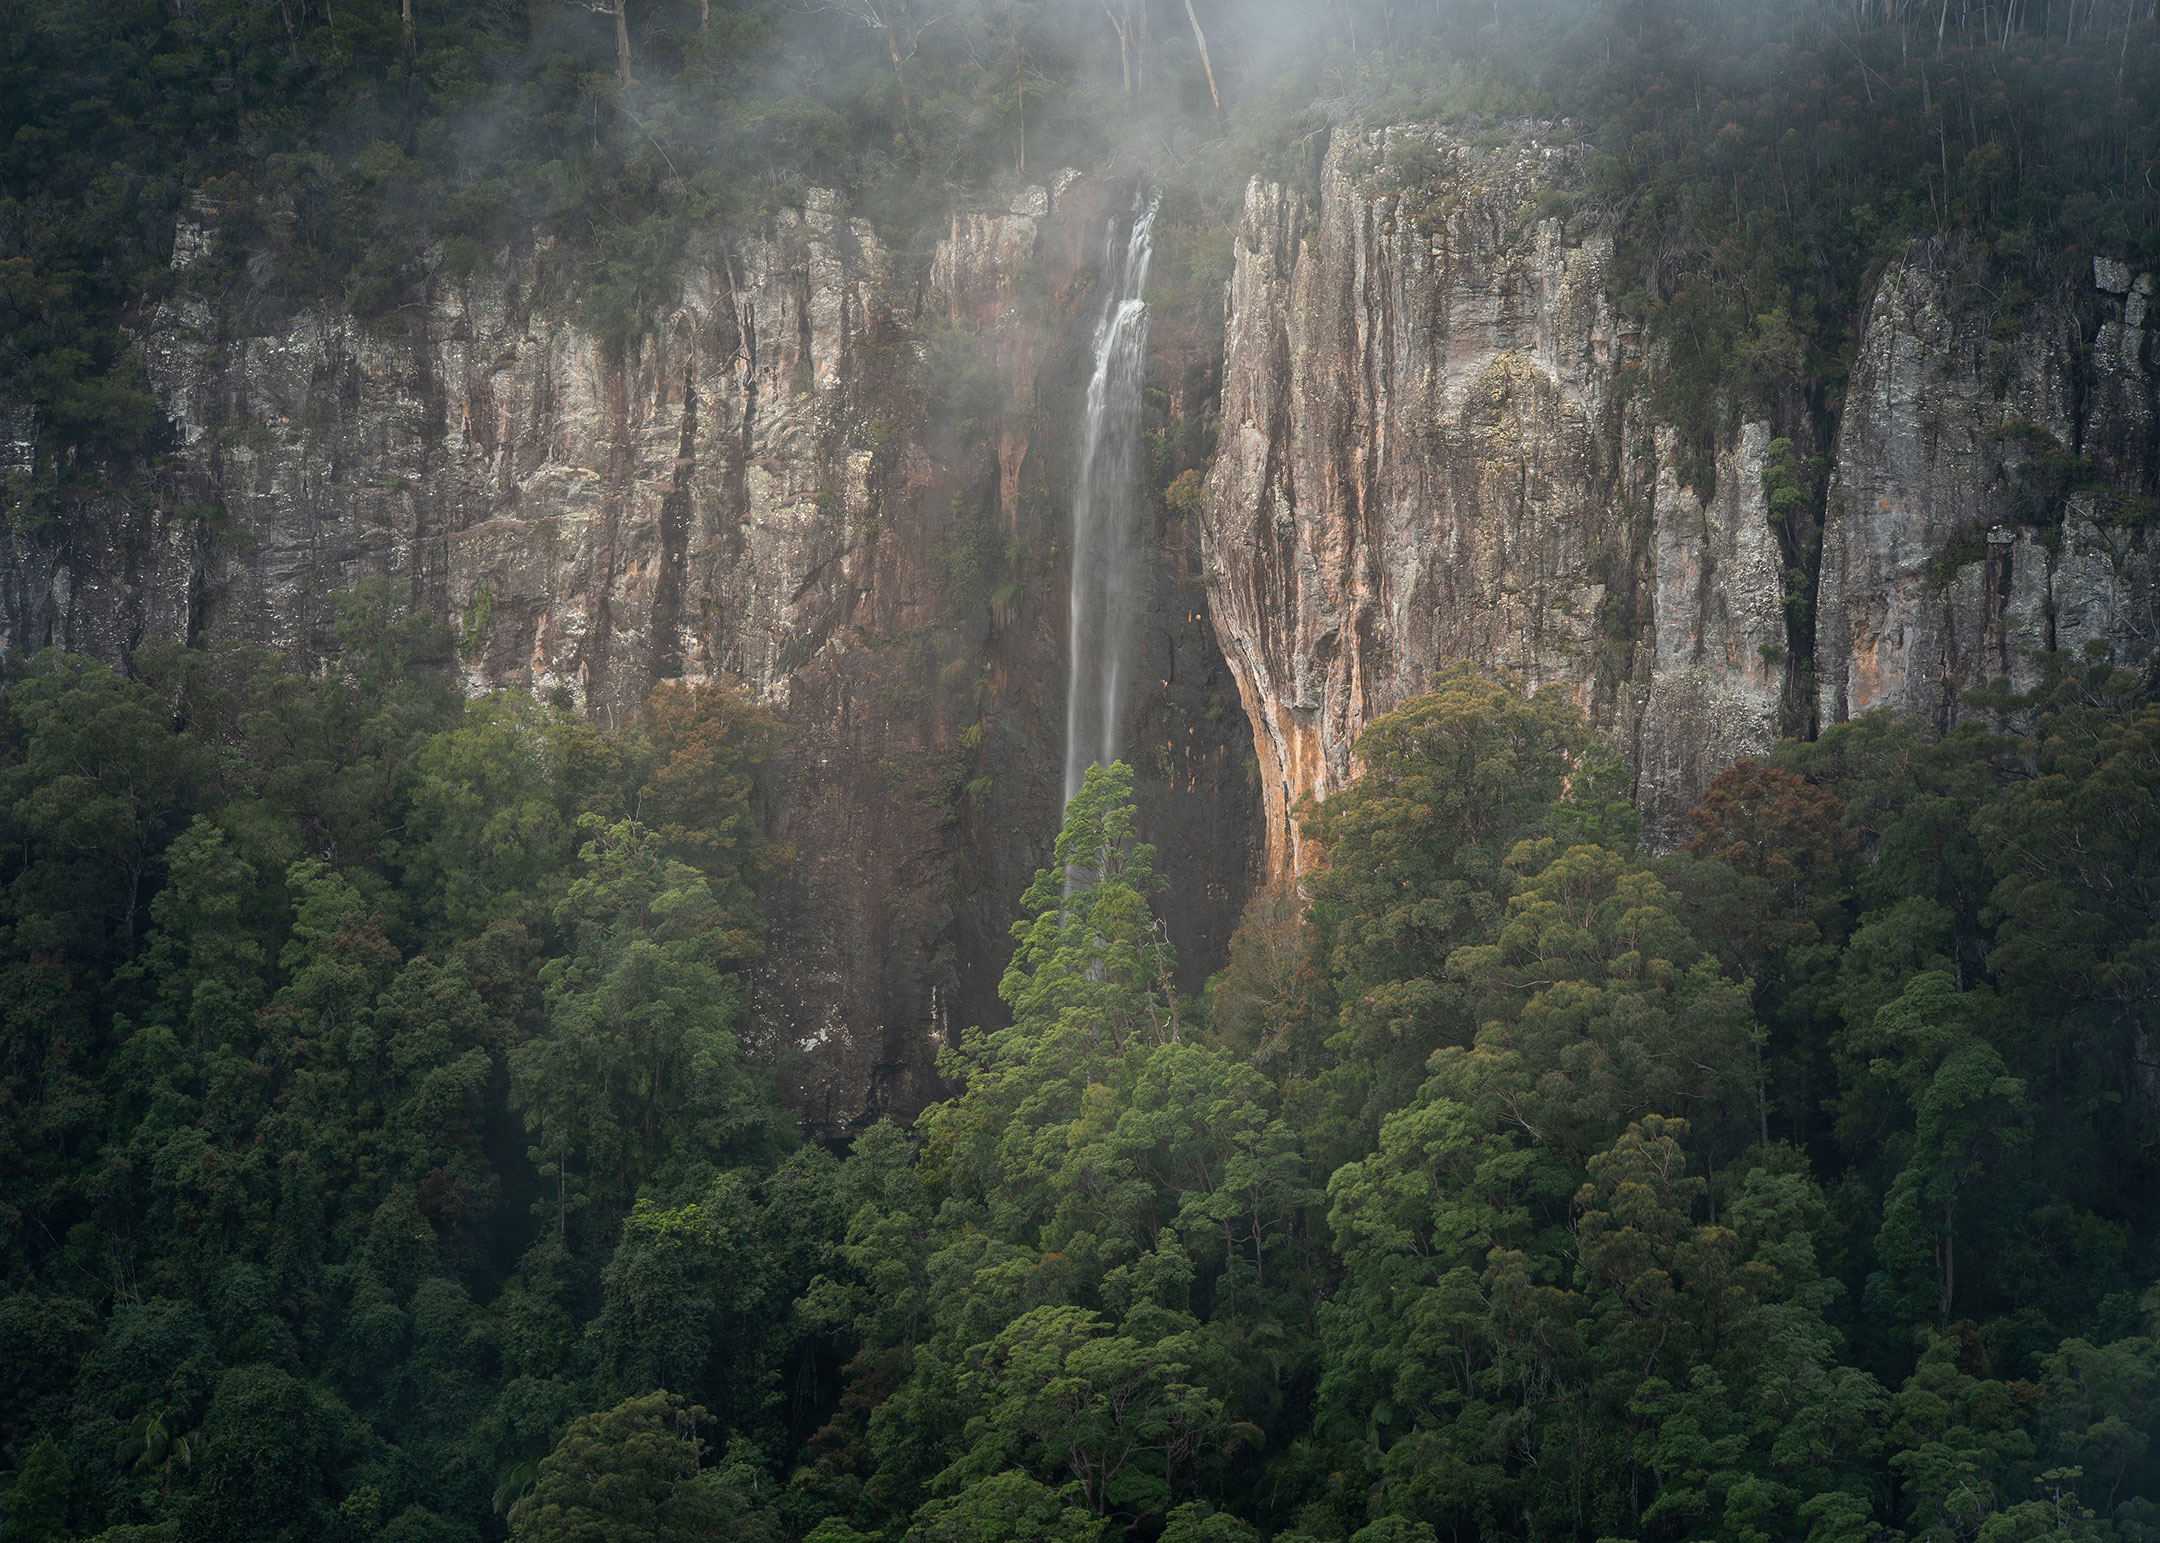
[{"x1": 428, "y1": 0, "x2": 2160, "y2": 359}]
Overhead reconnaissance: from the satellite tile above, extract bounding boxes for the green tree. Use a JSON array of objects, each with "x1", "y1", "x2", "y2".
[
  {"x1": 1438, "y1": 841, "x2": 1758, "y2": 1161},
  {"x1": 2034, "y1": 1332, "x2": 2160, "y2": 1514},
  {"x1": 944, "y1": 1303, "x2": 1226, "y2": 1520},
  {"x1": 1, "y1": 1434, "x2": 72, "y2": 1543},
  {"x1": 1886, "y1": 1327, "x2": 2038, "y2": 1543},
  {"x1": 510, "y1": 1391, "x2": 768, "y2": 1543},
  {"x1": 1976, "y1": 688, "x2": 2160, "y2": 1022},
  {"x1": 1, "y1": 651, "x2": 202, "y2": 959},
  {"x1": 1870, "y1": 979, "x2": 2032, "y2": 1329},
  {"x1": 510, "y1": 819, "x2": 785, "y2": 1251},
  {"x1": 590, "y1": 1153, "x2": 842, "y2": 1444},
  {"x1": 1670, "y1": 756, "x2": 1859, "y2": 1146},
  {"x1": 911, "y1": 1470, "x2": 1105, "y2": 1543},
  {"x1": 115, "y1": 1407, "x2": 196, "y2": 1499},
  {"x1": 921, "y1": 761, "x2": 1180, "y2": 1235},
  {"x1": 131, "y1": 819, "x2": 271, "y2": 1054},
  {"x1": 1298, "y1": 666, "x2": 1603, "y2": 1161},
  {"x1": 227, "y1": 581, "x2": 462, "y2": 870},
  {"x1": 630, "y1": 680, "x2": 789, "y2": 959},
  {"x1": 1205, "y1": 882, "x2": 1320, "y2": 1074},
  {"x1": 176, "y1": 1365, "x2": 349, "y2": 1543},
  {"x1": 1160, "y1": 1500, "x2": 1259, "y2": 1543},
  {"x1": 1318, "y1": 1088, "x2": 1547, "y2": 1530},
  {"x1": 398, "y1": 693, "x2": 590, "y2": 947}
]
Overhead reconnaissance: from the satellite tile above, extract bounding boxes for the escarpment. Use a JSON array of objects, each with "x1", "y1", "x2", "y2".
[
  {"x1": 0, "y1": 178, "x2": 1260, "y2": 1134},
  {"x1": 1200, "y1": 123, "x2": 1786, "y2": 864},
  {"x1": 1200, "y1": 122, "x2": 2160, "y2": 875},
  {"x1": 7, "y1": 116, "x2": 2156, "y2": 1129}
]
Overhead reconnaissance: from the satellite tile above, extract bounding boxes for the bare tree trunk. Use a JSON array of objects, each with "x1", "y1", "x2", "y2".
[
  {"x1": 1106, "y1": 0, "x2": 1135, "y2": 97},
  {"x1": 1136, "y1": 0, "x2": 1146, "y2": 99},
  {"x1": 1151, "y1": 922, "x2": 1181, "y2": 1042},
  {"x1": 402, "y1": 0, "x2": 414, "y2": 54},
  {"x1": 885, "y1": 35, "x2": 917, "y2": 144},
  {"x1": 1183, "y1": 0, "x2": 1222, "y2": 116},
  {"x1": 1012, "y1": 15, "x2": 1027, "y2": 173},
  {"x1": 1937, "y1": 1226, "x2": 1956, "y2": 1318},
  {"x1": 614, "y1": 0, "x2": 632, "y2": 84},
  {"x1": 870, "y1": 2, "x2": 920, "y2": 147}
]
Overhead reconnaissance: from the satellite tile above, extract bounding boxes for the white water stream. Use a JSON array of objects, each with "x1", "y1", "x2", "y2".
[{"x1": 1062, "y1": 194, "x2": 1159, "y2": 808}]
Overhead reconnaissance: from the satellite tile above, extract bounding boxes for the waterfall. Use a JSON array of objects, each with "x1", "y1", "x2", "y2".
[{"x1": 1063, "y1": 193, "x2": 1158, "y2": 808}]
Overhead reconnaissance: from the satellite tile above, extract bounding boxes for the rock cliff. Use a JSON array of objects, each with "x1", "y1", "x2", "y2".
[
  {"x1": 1201, "y1": 122, "x2": 1785, "y2": 865},
  {"x1": 15, "y1": 114, "x2": 2156, "y2": 1122},
  {"x1": 1201, "y1": 123, "x2": 2160, "y2": 875},
  {"x1": 0, "y1": 176, "x2": 1260, "y2": 1134},
  {"x1": 1815, "y1": 246, "x2": 2159, "y2": 728}
]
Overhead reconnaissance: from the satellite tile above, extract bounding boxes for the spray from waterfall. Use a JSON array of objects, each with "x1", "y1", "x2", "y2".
[{"x1": 1063, "y1": 192, "x2": 1158, "y2": 811}]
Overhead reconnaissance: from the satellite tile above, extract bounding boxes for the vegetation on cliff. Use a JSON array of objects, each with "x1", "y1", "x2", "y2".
[{"x1": 1, "y1": 590, "x2": 2157, "y2": 1542}]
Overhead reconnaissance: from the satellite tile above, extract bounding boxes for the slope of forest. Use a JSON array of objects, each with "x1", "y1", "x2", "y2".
[
  {"x1": 3, "y1": 1, "x2": 2160, "y2": 1541},
  {"x1": 2, "y1": 617, "x2": 2157, "y2": 1543}
]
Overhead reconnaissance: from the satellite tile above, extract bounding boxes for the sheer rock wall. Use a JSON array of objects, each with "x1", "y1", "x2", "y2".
[
  {"x1": 1815, "y1": 248, "x2": 2159, "y2": 729},
  {"x1": 0, "y1": 177, "x2": 1261, "y2": 1134},
  {"x1": 14, "y1": 113, "x2": 2155, "y2": 1121},
  {"x1": 1200, "y1": 123, "x2": 2160, "y2": 876}
]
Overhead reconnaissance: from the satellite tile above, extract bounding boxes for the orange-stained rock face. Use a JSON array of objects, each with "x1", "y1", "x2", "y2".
[
  {"x1": 1200, "y1": 121, "x2": 1790, "y2": 868},
  {"x1": 1202, "y1": 125, "x2": 2160, "y2": 880},
  {"x1": 10, "y1": 130, "x2": 2154, "y2": 1125}
]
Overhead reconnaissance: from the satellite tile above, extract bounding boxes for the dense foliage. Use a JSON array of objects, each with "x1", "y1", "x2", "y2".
[
  {"x1": 0, "y1": 584, "x2": 817, "y2": 1541},
  {"x1": 2, "y1": 602, "x2": 2156, "y2": 1541}
]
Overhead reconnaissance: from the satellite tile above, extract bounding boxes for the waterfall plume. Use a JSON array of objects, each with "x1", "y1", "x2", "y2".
[{"x1": 1063, "y1": 193, "x2": 1158, "y2": 809}]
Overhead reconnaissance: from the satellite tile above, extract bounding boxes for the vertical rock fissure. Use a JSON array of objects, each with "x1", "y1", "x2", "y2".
[
  {"x1": 585, "y1": 353, "x2": 631, "y2": 724},
  {"x1": 1783, "y1": 410, "x2": 1833, "y2": 742},
  {"x1": 410, "y1": 309, "x2": 446, "y2": 615},
  {"x1": 721, "y1": 248, "x2": 756, "y2": 561},
  {"x1": 653, "y1": 358, "x2": 696, "y2": 682}
]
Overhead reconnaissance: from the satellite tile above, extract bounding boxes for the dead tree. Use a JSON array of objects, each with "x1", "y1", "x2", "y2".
[{"x1": 1183, "y1": 0, "x2": 1220, "y2": 117}]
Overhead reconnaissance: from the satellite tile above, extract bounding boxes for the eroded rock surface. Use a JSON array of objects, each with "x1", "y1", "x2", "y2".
[
  {"x1": 1201, "y1": 123, "x2": 2160, "y2": 874},
  {"x1": 1816, "y1": 243, "x2": 2160, "y2": 728},
  {"x1": 1202, "y1": 123, "x2": 1788, "y2": 863},
  {"x1": 21, "y1": 116, "x2": 2154, "y2": 1121},
  {"x1": 0, "y1": 177, "x2": 1260, "y2": 1134}
]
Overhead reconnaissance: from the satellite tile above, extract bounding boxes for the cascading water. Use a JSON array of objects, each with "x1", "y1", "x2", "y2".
[{"x1": 1063, "y1": 193, "x2": 1159, "y2": 809}]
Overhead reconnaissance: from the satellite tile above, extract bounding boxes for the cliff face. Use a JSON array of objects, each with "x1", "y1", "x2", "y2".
[
  {"x1": 1815, "y1": 247, "x2": 2160, "y2": 728},
  {"x1": 24, "y1": 115, "x2": 2152, "y2": 1123},
  {"x1": 1202, "y1": 124, "x2": 2160, "y2": 875},
  {"x1": 0, "y1": 176, "x2": 1260, "y2": 1134},
  {"x1": 1201, "y1": 123, "x2": 1788, "y2": 865},
  {"x1": 928, "y1": 183, "x2": 1262, "y2": 1055},
  {"x1": 126, "y1": 191, "x2": 897, "y2": 716}
]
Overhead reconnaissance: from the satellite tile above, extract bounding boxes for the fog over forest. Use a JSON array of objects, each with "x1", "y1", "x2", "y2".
[{"x1": 2, "y1": 2, "x2": 2160, "y2": 1542}]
